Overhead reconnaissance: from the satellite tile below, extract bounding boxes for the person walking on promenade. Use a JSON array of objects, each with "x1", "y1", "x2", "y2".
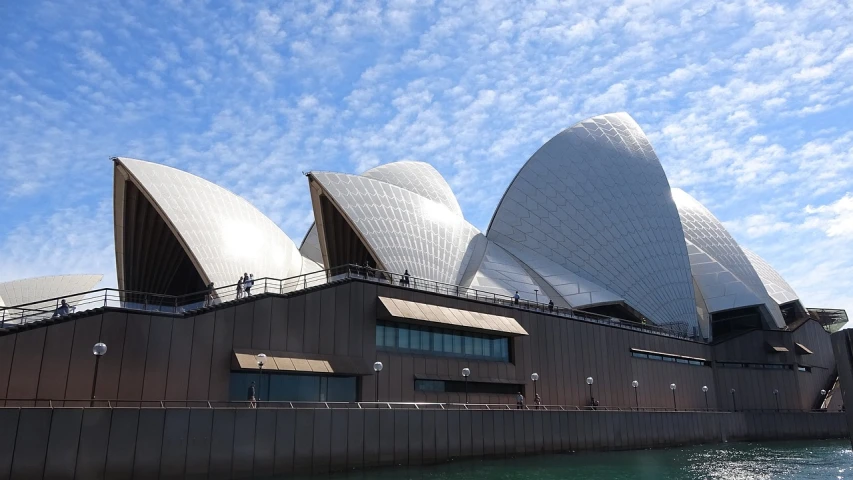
[
  {"x1": 248, "y1": 381, "x2": 257, "y2": 408},
  {"x1": 402, "y1": 269, "x2": 410, "y2": 286},
  {"x1": 205, "y1": 282, "x2": 215, "y2": 307},
  {"x1": 245, "y1": 273, "x2": 254, "y2": 296},
  {"x1": 535, "y1": 393, "x2": 542, "y2": 409},
  {"x1": 516, "y1": 391, "x2": 524, "y2": 409},
  {"x1": 236, "y1": 275, "x2": 244, "y2": 300},
  {"x1": 514, "y1": 291, "x2": 520, "y2": 305},
  {"x1": 548, "y1": 299, "x2": 554, "y2": 313}
]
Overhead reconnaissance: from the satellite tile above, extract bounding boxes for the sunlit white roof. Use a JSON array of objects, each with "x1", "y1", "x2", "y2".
[
  {"x1": 742, "y1": 247, "x2": 800, "y2": 305},
  {"x1": 0, "y1": 274, "x2": 103, "y2": 308},
  {"x1": 114, "y1": 157, "x2": 309, "y2": 291},
  {"x1": 487, "y1": 113, "x2": 698, "y2": 331},
  {"x1": 671, "y1": 188, "x2": 785, "y2": 329},
  {"x1": 309, "y1": 170, "x2": 481, "y2": 285},
  {"x1": 362, "y1": 161, "x2": 463, "y2": 216}
]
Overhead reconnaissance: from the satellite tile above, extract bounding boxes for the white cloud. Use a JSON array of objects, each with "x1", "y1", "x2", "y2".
[{"x1": 1, "y1": 0, "x2": 852, "y2": 322}]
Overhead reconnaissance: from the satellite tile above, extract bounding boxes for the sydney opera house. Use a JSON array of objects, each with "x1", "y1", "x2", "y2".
[{"x1": 0, "y1": 113, "x2": 849, "y2": 478}]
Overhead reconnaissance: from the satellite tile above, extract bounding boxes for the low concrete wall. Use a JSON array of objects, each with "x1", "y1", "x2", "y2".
[{"x1": 0, "y1": 407, "x2": 846, "y2": 479}]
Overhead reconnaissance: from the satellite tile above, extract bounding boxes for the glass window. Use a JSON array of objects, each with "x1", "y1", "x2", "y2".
[
  {"x1": 398, "y1": 325, "x2": 409, "y2": 349},
  {"x1": 385, "y1": 324, "x2": 397, "y2": 348},
  {"x1": 464, "y1": 336, "x2": 474, "y2": 355},
  {"x1": 376, "y1": 324, "x2": 385, "y2": 347},
  {"x1": 432, "y1": 331, "x2": 443, "y2": 353},
  {"x1": 374, "y1": 321, "x2": 512, "y2": 362},
  {"x1": 443, "y1": 332, "x2": 453, "y2": 353},
  {"x1": 419, "y1": 327, "x2": 431, "y2": 351},
  {"x1": 473, "y1": 336, "x2": 483, "y2": 356},
  {"x1": 327, "y1": 377, "x2": 357, "y2": 402}
]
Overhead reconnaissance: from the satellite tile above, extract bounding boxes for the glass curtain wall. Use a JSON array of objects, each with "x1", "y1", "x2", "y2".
[
  {"x1": 376, "y1": 320, "x2": 510, "y2": 362},
  {"x1": 229, "y1": 372, "x2": 357, "y2": 402}
]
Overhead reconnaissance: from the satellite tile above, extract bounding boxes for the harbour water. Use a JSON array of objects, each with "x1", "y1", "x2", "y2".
[{"x1": 299, "y1": 440, "x2": 853, "y2": 480}]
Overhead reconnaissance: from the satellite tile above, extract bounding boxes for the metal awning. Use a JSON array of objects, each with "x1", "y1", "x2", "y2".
[
  {"x1": 766, "y1": 343, "x2": 789, "y2": 353},
  {"x1": 232, "y1": 350, "x2": 373, "y2": 376},
  {"x1": 795, "y1": 342, "x2": 814, "y2": 355},
  {"x1": 378, "y1": 296, "x2": 528, "y2": 336}
]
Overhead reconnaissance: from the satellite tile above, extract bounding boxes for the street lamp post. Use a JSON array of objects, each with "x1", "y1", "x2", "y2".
[
  {"x1": 670, "y1": 383, "x2": 677, "y2": 411},
  {"x1": 773, "y1": 389, "x2": 779, "y2": 412},
  {"x1": 91, "y1": 342, "x2": 107, "y2": 406},
  {"x1": 730, "y1": 388, "x2": 737, "y2": 412},
  {"x1": 702, "y1": 386, "x2": 709, "y2": 410},
  {"x1": 531, "y1": 373, "x2": 539, "y2": 409},
  {"x1": 820, "y1": 389, "x2": 827, "y2": 409},
  {"x1": 256, "y1": 353, "x2": 266, "y2": 403},
  {"x1": 534, "y1": 289, "x2": 538, "y2": 306},
  {"x1": 373, "y1": 361, "x2": 383, "y2": 403},
  {"x1": 462, "y1": 368, "x2": 471, "y2": 404},
  {"x1": 631, "y1": 380, "x2": 639, "y2": 409},
  {"x1": 586, "y1": 377, "x2": 594, "y2": 407}
]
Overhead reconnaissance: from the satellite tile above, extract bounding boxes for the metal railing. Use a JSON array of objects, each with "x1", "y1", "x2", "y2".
[
  {"x1": 0, "y1": 398, "x2": 833, "y2": 413},
  {"x1": 0, "y1": 264, "x2": 698, "y2": 340}
]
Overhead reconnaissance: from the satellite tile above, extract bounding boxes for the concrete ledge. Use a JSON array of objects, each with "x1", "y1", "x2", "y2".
[{"x1": 0, "y1": 408, "x2": 846, "y2": 479}]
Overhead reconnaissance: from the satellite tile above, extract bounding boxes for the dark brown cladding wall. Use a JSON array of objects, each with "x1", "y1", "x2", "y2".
[
  {"x1": 0, "y1": 279, "x2": 836, "y2": 412},
  {"x1": 0, "y1": 407, "x2": 846, "y2": 479}
]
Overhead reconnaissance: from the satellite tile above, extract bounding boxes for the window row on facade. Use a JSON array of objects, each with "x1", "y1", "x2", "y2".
[
  {"x1": 376, "y1": 320, "x2": 510, "y2": 362},
  {"x1": 229, "y1": 372, "x2": 357, "y2": 402},
  {"x1": 630, "y1": 349, "x2": 709, "y2": 366}
]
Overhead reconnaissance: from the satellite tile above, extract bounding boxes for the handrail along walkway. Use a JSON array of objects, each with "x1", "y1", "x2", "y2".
[{"x1": 0, "y1": 264, "x2": 698, "y2": 341}]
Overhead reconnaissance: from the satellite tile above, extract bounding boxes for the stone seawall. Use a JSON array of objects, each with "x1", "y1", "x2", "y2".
[{"x1": 0, "y1": 408, "x2": 846, "y2": 479}]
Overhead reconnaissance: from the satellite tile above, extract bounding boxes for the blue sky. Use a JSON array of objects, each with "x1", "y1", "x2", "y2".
[{"x1": 1, "y1": 0, "x2": 851, "y2": 320}]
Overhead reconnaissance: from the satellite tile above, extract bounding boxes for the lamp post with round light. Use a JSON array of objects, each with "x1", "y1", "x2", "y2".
[
  {"x1": 373, "y1": 361, "x2": 383, "y2": 403},
  {"x1": 820, "y1": 389, "x2": 827, "y2": 409},
  {"x1": 670, "y1": 383, "x2": 677, "y2": 411},
  {"x1": 730, "y1": 388, "x2": 737, "y2": 412},
  {"x1": 462, "y1": 368, "x2": 471, "y2": 404},
  {"x1": 531, "y1": 373, "x2": 539, "y2": 409},
  {"x1": 702, "y1": 386, "x2": 709, "y2": 410},
  {"x1": 91, "y1": 342, "x2": 107, "y2": 406},
  {"x1": 586, "y1": 377, "x2": 594, "y2": 407},
  {"x1": 256, "y1": 353, "x2": 266, "y2": 403},
  {"x1": 631, "y1": 380, "x2": 639, "y2": 409},
  {"x1": 773, "y1": 389, "x2": 779, "y2": 412}
]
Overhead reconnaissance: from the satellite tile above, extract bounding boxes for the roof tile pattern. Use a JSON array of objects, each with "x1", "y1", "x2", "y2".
[
  {"x1": 310, "y1": 171, "x2": 481, "y2": 285},
  {"x1": 0, "y1": 274, "x2": 103, "y2": 309},
  {"x1": 362, "y1": 161, "x2": 463, "y2": 216},
  {"x1": 487, "y1": 112, "x2": 697, "y2": 329},
  {"x1": 672, "y1": 188, "x2": 785, "y2": 328},
  {"x1": 742, "y1": 247, "x2": 800, "y2": 305},
  {"x1": 468, "y1": 241, "x2": 552, "y2": 304}
]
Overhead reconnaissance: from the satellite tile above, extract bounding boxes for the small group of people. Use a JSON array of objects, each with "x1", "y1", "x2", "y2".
[
  {"x1": 400, "y1": 269, "x2": 411, "y2": 286},
  {"x1": 515, "y1": 392, "x2": 542, "y2": 409},
  {"x1": 236, "y1": 273, "x2": 254, "y2": 299}
]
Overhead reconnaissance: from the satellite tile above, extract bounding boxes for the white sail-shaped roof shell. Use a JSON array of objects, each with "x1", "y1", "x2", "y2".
[
  {"x1": 671, "y1": 188, "x2": 785, "y2": 329},
  {"x1": 114, "y1": 157, "x2": 307, "y2": 292},
  {"x1": 361, "y1": 161, "x2": 463, "y2": 216},
  {"x1": 299, "y1": 224, "x2": 324, "y2": 267},
  {"x1": 487, "y1": 113, "x2": 698, "y2": 330},
  {"x1": 0, "y1": 274, "x2": 103, "y2": 309},
  {"x1": 299, "y1": 161, "x2": 462, "y2": 269},
  {"x1": 467, "y1": 241, "x2": 553, "y2": 304},
  {"x1": 309, "y1": 170, "x2": 481, "y2": 285},
  {"x1": 742, "y1": 248, "x2": 801, "y2": 305}
]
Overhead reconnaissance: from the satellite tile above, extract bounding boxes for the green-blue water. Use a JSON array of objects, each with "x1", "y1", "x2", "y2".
[{"x1": 305, "y1": 440, "x2": 853, "y2": 479}]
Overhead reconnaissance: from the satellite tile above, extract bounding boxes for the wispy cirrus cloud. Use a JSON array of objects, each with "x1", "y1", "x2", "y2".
[{"x1": 1, "y1": 0, "x2": 851, "y2": 319}]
